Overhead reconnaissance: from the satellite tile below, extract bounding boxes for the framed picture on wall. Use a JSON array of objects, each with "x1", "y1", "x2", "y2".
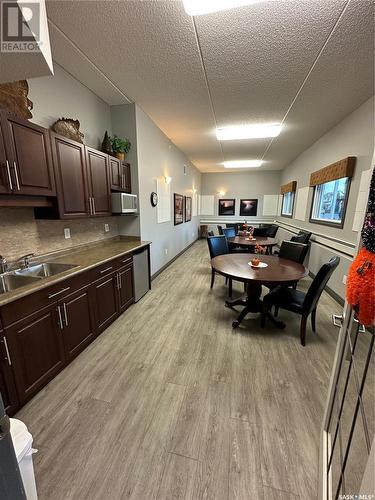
[
  {"x1": 240, "y1": 199, "x2": 258, "y2": 216},
  {"x1": 218, "y1": 199, "x2": 235, "y2": 216},
  {"x1": 185, "y1": 196, "x2": 192, "y2": 222},
  {"x1": 174, "y1": 193, "x2": 184, "y2": 225}
]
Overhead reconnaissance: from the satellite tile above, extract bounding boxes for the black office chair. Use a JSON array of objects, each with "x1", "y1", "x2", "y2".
[
  {"x1": 207, "y1": 236, "x2": 233, "y2": 296},
  {"x1": 208, "y1": 230, "x2": 214, "y2": 237},
  {"x1": 217, "y1": 225, "x2": 224, "y2": 235},
  {"x1": 291, "y1": 231, "x2": 312, "y2": 244},
  {"x1": 278, "y1": 241, "x2": 309, "y2": 264},
  {"x1": 261, "y1": 256, "x2": 340, "y2": 346}
]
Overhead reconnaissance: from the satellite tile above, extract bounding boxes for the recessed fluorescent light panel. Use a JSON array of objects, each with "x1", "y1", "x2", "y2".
[
  {"x1": 216, "y1": 123, "x2": 282, "y2": 141},
  {"x1": 223, "y1": 160, "x2": 263, "y2": 169},
  {"x1": 183, "y1": 0, "x2": 269, "y2": 16}
]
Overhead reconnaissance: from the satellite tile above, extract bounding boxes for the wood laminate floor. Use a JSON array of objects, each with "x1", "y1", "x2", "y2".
[{"x1": 16, "y1": 240, "x2": 356, "y2": 499}]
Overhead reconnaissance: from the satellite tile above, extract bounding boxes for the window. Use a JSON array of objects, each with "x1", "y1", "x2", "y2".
[
  {"x1": 281, "y1": 191, "x2": 295, "y2": 217},
  {"x1": 310, "y1": 177, "x2": 350, "y2": 227}
]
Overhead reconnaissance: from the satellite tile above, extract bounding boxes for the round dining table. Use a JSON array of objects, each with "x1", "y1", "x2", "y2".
[
  {"x1": 228, "y1": 236, "x2": 278, "y2": 254},
  {"x1": 211, "y1": 253, "x2": 308, "y2": 328}
]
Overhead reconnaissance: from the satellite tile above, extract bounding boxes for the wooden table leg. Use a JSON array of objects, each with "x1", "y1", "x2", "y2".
[{"x1": 226, "y1": 281, "x2": 286, "y2": 330}]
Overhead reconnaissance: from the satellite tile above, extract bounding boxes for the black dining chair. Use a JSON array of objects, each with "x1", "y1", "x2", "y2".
[
  {"x1": 265, "y1": 224, "x2": 279, "y2": 238},
  {"x1": 207, "y1": 236, "x2": 233, "y2": 297},
  {"x1": 291, "y1": 231, "x2": 312, "y2": 244},
  {"x1": 253, "y1": 226, "x2": 269, "y2": 237},
  {"x1": 261, "y1": 256, "x2": 340, "y2": 346},
  {"x1": 217, "y1": 225, "x2": 224, "y2": 235},
  {"x1": 278, "y1": 240, "x2": 309, "y2": 264}
]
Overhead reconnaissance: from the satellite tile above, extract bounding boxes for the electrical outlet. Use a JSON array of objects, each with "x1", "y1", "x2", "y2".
[
  {"x1": 64, "y1": 228, "x2": 71, "y2": 239},
  {"x1": 165, "y1": 248, "x2": 168, "y2": 255},
  {"x1": 343, "y1": 275, "x2": 347, "y2": 285},
  {"x1": 104, "y1": 223, "x2": 110, "y2": 232}
]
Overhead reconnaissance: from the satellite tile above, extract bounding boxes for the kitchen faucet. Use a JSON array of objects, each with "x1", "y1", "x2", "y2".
[
  {"x1": 18, "y1": 253, "x2": 35, "y2": 268},
  {"x1": 0, "y1": 255, "x2": 8, "y2": 273}
]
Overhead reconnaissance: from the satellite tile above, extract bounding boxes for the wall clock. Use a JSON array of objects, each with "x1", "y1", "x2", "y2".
[{"x1": 150, "y1": 192, "x2": 158, "y2": 207}]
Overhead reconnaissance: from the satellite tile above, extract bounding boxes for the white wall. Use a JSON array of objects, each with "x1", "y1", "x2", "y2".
[
  {"x1": 277, "y1": 96, "x2": 375, "y2": 299},
  {"x1": 135, "y1": 105, "x2": 201, "y2": 276},
  {"x1": 201, "y1": 170, "x2": 282, "y2": 223},
  {"x1": 28, "y1": 63, "x2": 112, "y2": 149}
]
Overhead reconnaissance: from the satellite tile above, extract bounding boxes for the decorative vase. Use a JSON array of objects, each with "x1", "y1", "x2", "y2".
[
  {"x1": 115, "y1": 152, "x2": 125, "y2": 161},
  {"x1": 101, "y1": 131, "x2": 113, "y2": 155}
]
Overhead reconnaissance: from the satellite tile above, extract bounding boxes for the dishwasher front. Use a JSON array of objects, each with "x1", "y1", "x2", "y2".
[{"x1": 133, "y1": 246, "x2": 150, "y2": 302}]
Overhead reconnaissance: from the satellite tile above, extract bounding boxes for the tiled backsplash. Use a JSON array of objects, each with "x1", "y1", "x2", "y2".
[{"x1": 0, "y1": 208, "x2": 120, "y2": 262}]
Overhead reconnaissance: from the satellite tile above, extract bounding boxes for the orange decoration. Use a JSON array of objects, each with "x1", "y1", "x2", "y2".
[{"x1": 346, "y1": 247, "x2": 375, "y2": 326}]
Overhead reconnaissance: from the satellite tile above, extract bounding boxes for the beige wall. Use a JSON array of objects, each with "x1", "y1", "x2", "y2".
[
  {"x1": 277, "y1": 96, "x2": 375, "y2": 300},
  {"x1": 0, "y1": 63, "x2": 119, "y2": 262},
  {"x1": 28, "y1": 63, "x2": 112, "y2": 149},
  {"x1": 135, "y1": 105, "x2": 201, "y2": 275}
]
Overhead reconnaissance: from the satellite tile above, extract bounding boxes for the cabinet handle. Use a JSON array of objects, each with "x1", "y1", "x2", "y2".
[
  {"x1": 5, "y1": 161, "x2": 13, "y2": 190},
  {"x1": 57, "y1": 306, "x2": 63, "y2": 329},
  {"x1": 116, "y1": 273, "x2": 120, "y2": 290},
  {"x1": 62, "y1": 303, "x2": 69, "y2": 327},
  {"x1": 122, "y1": 258, "x2": 131, "y2": 264},
  {"x1": 48, "y1": 287, "x2": 70, "y2": 299},
  {"x1": 2, "y1": 336, "x2": 12, "y2": 366},
  {"x1": 100, "y1": 266, "x2": 113, "y2": 274},
  {"x1": 92, "y1": 197, "x2": 96, "y2": 215},
  {"x1": 88, "y1": 197, "x2": 93, "y2": 215},
  {"x1": 13, "y1": 162, "x2": 20, "y2": 190}
]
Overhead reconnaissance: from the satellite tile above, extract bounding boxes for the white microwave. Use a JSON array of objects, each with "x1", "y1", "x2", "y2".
[{"x1": 111, "y1": 193, "x2": 138, "y2": 214}]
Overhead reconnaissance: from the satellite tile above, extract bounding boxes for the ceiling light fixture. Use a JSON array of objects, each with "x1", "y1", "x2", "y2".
[
  {"x1": 182, "y1": 0, "x2": 269, "y2": 16},
  {"x1": 223, "y1": 160, "x2": 263, "y2": 169},
  {"x1": 216, "y1": 123, "x2": 282, "y2": 141}
]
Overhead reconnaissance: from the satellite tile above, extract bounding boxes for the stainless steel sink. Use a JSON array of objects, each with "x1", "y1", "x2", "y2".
[
  {"x1": 0, "y1": 273, "x2": 42, "y2": 294},
  {"x1": 14, "y1": 262, "x2": 77, "y2": 278}
]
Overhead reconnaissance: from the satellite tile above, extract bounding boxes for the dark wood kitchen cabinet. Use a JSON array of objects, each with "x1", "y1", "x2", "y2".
[
  {"x1": 0, "y1": 246, "x2": 145, "y2": 413},
  {"x1": 92, "y1": 272, "x2": 119, "y2": 334},
  {"x1": 0, "y1": 112, "x2": 55, "y2": 196},
  {"x1": 0, "y1": 120, "x2": 11, "y2": 194},
  {"x1": 86, "y1": 147, "x2": 111, "y2": 216},
  {"x1": 110, "y1": 158, "x2": 131, "y2": 193},
  {"x1": 58, "y1": 286, "x2": 96, "y2": 362},
  {"x1": 123, "y1": 163, "x2": 131, "y2": 193},
  {"x1": 50, "y1": 133, "x2": 90, "y2": 219},
  {"x1": 0, "y1": 331, "x2": 19, "y2": 414},
  {"x1": 118, "y1": 264, "x2": 134, "y2": 312},
  {"x1": 110, "y1": 156, "x2": 122, "y2": 191},
  {"x1": 5, "y1": 304, "x2": 65, "y2": 404}
]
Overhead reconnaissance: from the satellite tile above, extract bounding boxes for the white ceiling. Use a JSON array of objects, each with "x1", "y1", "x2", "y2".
[{"x1": 44, "y1": 0, "x2": 374, "y2": 172}]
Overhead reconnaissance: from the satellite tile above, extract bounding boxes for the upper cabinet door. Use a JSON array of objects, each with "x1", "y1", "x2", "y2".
[
  {"x1": 86, "y1": 148, "x2": 111, "y2": 216},
  {"x1": 109, "y1": 156, "x2": 122, "y2": 191},
  {"x1": 51, "y1": 133, "x2": 90, "y2": 218},
  {"x1": 1, "y1": 114, "x2": 55, "y2": 196},
  {"x1": 123, "y1": 163, "x2": 131, "y2": 193},
  {"x1": 0, "y1": 120, "x2": 11, "y2": 194}
]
